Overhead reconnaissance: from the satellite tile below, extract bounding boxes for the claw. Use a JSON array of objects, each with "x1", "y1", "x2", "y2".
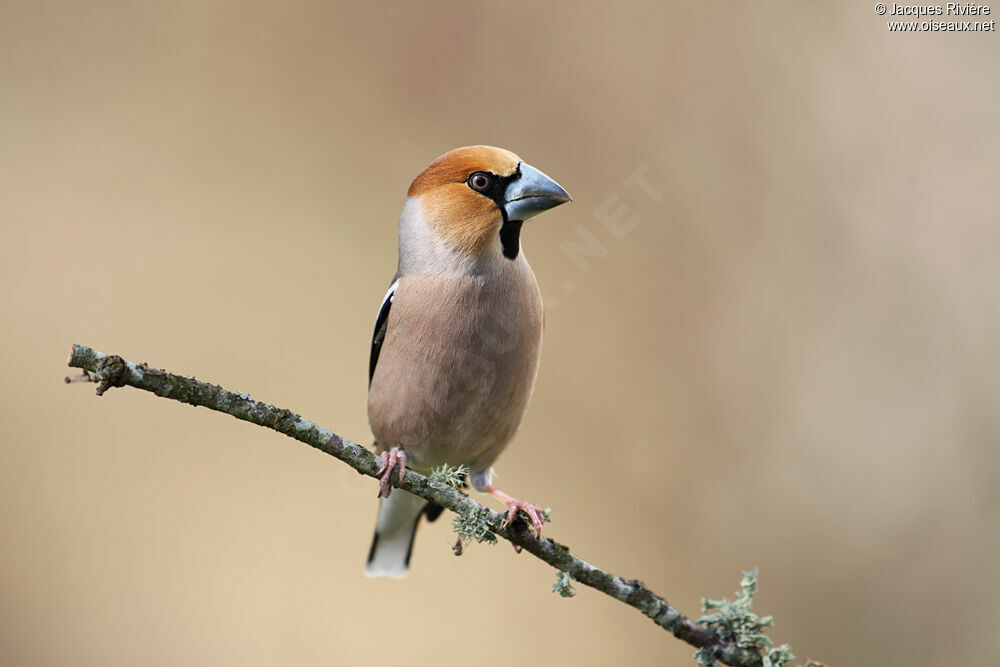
[
  {"x1": 501, "y1": 500, "x2": 545, "y2": 538},
  {"x1": 485, "y1": 485, "x2": 545, "y2": 539},
  {"x1": 377, "y1": 447, "x2": 407, "y2": 498}
]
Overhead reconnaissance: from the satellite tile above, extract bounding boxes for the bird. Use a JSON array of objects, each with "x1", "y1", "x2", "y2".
[{"x1": 364, "y1": 145, "x2": 571, "y2": 578}]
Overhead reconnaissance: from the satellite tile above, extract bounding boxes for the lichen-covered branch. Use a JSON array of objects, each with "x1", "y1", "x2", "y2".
[{"x1": 65, "y1": 343, "x2": 772, "y2": 667}]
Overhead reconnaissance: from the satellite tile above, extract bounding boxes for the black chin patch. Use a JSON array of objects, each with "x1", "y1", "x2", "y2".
[{"x1": 500, "y1": 220, "x2": 523, "y2": 260}]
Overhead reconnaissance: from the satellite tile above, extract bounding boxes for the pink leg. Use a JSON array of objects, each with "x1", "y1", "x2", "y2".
[
  {"x1": 376, "y1": 447, "x2": 407, "y2": 498},
  {"x1": 484, "y1": 485, "x2": 544, "y2": 538}
]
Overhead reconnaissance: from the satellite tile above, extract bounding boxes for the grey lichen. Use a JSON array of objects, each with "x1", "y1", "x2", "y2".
[
  {"x1": 452, "y1": 506, "x2": 497, "y2": 545},
  {"x1": 693, "y1": 569, "x2": 795, "y2": 667},
  {"x1": 552, "y1": 571, "x2": 576, "y2": 598},
  {"x1": 95, "y1": 354, "x2": 128, "y2": 396}
]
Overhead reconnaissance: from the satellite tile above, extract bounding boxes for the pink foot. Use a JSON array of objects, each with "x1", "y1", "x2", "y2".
[
  {"x1": 485, "y1": 485, "x2": 545, "y2": 538},
  {"x1": 376, "y1": 447, "x2": 407, "y2": 498}
]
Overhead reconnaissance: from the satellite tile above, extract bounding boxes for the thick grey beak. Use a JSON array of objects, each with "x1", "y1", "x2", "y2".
[{"x1": 503, "y1": 162, "x2": 572, "y2": 222}]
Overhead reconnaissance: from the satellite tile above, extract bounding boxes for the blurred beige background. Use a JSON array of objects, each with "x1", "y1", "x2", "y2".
[{"x1": 2, "y1": 2, "x2": 998, "y2": 665}]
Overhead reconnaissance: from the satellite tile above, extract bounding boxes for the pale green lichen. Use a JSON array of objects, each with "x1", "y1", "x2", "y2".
[
  {"x1": 552, "y1": 571, "x2": 576, "y2": 598},
  {"x1": 429, "y1": 463, "x2": 468, "y2": 490},
  {"x1": 452, "y1": 506, "x2": 497, "y2": 545},
  {"x1": 763, "y1": 645, "x2": 796, "y2": 667},
  {"x1": 695, "y1": 648, "x2": 719, "y2": 667},
  {"x1": 692, "y1": 569, "x2": 796, "y2": 667}
]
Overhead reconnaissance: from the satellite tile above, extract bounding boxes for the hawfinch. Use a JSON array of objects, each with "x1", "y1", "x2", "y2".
[{"x1": 365, "y1": 146, "x2": 571, "y2": 578}]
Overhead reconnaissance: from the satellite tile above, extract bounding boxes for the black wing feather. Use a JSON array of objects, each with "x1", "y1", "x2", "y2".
[{"x1": 368, "y1": 278, "x2": 398, "y2": 386}]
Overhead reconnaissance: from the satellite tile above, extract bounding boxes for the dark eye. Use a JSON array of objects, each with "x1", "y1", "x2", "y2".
[{"x1": 468, "y1": 172, "x2": 492, "y2": 192}]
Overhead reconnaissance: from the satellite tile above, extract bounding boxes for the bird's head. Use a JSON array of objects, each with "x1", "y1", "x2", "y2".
[{"x1": 406, "y1": 145, "x2": 571, "y2": 260}]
